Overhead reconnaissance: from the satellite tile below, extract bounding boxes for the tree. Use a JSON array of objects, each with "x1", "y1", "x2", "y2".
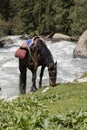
[
  {"x1": 70, "y1": 0, "x2": 87, "y2": 37},
  {"x1": 0, "y1": 0, "x2": 87, "y2": 37}
]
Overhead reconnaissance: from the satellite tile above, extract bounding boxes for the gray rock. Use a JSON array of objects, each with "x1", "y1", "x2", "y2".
[
  {"x1": 19, "y1": 34, "x2": 31, "y2": 40},
  {"x1": 73, "y1": 30, "x2": 87, "y2": 58},
  {"x1": 52, "y1": 33, "x2": 75, "y2": 42},
  {"x1": 0, "y1": 38, "x2": 13, "y2": 48}
]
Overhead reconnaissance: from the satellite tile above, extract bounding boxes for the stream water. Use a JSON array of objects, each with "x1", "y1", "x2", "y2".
[{"x1": 0, "y1": 36, "x2": 87, "y2": 98}]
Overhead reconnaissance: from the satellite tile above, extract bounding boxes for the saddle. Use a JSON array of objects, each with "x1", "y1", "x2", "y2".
[{"x1": 15, "y1": 36, "x2": 45, "y2": 59}]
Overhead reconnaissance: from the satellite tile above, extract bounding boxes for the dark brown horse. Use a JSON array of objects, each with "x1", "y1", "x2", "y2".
[{"x1": 19, "y1": 36, "x2": 57, "y2": 94}]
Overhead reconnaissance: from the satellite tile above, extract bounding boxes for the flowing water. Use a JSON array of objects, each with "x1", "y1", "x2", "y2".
[{"x1": 0, "y1": 36, "x2": 87, "y2": 98}]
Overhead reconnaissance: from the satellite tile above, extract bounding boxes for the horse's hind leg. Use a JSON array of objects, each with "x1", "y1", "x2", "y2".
[
  {"x1": 39, "y1": 66, "x2": 45, "y2": 88},
  {"x1": 19, "y1": 60, "x2": 27, "y2": 94}
]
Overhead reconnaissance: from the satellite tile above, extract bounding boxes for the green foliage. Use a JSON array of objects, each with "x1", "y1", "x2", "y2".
[
  {"x1": 0, "y1": 0, "x2": 87, "y2": 37},
  {"x1": 70, "y1": 0, "x2": 87, "y2": 37},
  {"x1": 0, "y1": 83, "x2": 87, "y2": 129},
  {"x1": 0, "y1": 16, "x2": 9, "y2": 37}
]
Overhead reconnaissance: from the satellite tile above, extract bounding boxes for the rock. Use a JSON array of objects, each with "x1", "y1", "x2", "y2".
[
  {"x1": 20, "y1": 34, "x2": 31, "y2": 40},
  {"x1": 0, "y1": 95, "x2": 19, "y2": 101},
  {"x1": 52, "y1": 33, "x2": 73, "y2": 42},
  {"x1": 73, "y1": 30, "x2": 87, "y2": 58},
  {"x1": 0, "y1": 38, "x2": 13, "y2": 48},
  {"x1": 77, "y1": 77, "x2": 87, "y2": 83},
  {"x1": 41, "y1": 87, "x2": 49, "y2": 93},
  {"x1": 7, "y1": 96, "x2": 19, "y2": 101}
]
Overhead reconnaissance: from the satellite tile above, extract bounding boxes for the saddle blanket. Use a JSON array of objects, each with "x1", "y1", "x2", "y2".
[{"x1": 22, "y1": 39, "x2": 32, "y2": 47}]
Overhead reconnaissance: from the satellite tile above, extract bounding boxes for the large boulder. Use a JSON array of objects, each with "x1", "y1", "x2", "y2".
[
  {"x1": 0, "y1": 38, "x2": 13, "y2": 48},
  {"x1": 73, "y1": 30, "x2": 87, "y2": 58},
  {"x1": 52, "y1": 33, "x2": 75, "y2": 42}
]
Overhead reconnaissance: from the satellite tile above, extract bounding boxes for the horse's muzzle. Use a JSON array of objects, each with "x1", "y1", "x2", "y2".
[{"x1": 50, "y1": 78, "x2": 56, "y2": 87}]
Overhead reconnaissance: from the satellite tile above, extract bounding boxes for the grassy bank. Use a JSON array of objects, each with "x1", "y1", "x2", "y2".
[{"x1": 0, "y1": 82, "x2": 87, "y2": 130}]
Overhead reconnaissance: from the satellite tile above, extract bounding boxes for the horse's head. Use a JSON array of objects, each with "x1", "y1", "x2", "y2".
[{"x1": 48, "y1": 61, "x2": 57, "y2": 86}]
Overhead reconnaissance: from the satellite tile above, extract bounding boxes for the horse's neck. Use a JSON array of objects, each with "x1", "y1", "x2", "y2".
[
  {"x1": 33, "y1": 38, "x2": 54, "y2": 66},
  {"x1": 46, "y1": 49, "x2": 54, "y2": 67}
]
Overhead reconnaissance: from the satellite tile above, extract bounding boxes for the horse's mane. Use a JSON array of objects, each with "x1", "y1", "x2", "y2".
[{"x1": 35, "y1": 38, "x2": 54, "y2": 66}]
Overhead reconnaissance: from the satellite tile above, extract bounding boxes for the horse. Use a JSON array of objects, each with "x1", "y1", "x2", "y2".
[{"x1": 18, "y1": 36, "x2": 57, "y2": 94}]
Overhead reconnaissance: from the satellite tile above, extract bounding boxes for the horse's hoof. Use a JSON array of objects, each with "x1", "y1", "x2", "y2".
[{"x1": 30, "y1": 87, "x2": 37, "y2": 92}]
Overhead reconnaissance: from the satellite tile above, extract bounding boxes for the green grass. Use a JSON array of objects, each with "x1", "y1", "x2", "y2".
[
  {"x1": 0, "y1": 82, "x2": 87, "y2": 130},
  {"x1": 80, "y1": 72, "x2": 87, "y2": 78},
  {"x1": 33, "y1": 83, "x2": 87, "y2": 113}
]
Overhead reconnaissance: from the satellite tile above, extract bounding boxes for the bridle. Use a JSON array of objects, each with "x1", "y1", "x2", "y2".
[
  {"x1": 48, "y1": 70, "x2": 57, "y2": 79},
  {"x1": 48, "y1": 63, "x2": 57, "y2": 80}
]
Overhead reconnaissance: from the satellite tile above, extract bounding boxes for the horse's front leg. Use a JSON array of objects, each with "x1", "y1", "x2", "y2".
[
  {"x1": 39, "y1": 66, "x2": 45, "y2": 88},
  {"x1": 19, "y1": 59, "x2": 27, "y2": 95},
  {"x1": 30, "y1": 70, "x2": 37, "y2": 91}
]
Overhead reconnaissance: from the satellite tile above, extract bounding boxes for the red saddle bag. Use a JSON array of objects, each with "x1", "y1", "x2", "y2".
[{"x1": 15, "y1": 48, "x2": 27, "y2": 59}]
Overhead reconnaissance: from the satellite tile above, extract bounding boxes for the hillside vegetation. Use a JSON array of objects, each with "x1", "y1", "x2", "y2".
[
  {"x1": 0, "y1": 0, "x2": 87, "y2": 37},
  {"x1": 0, "y1": 82, "x2": 87, "y2": 129}
]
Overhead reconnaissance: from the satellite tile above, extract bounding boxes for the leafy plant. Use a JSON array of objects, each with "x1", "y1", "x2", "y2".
[{"x1": 0, "y1": 83, "x2": 87, "y2": 129}]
